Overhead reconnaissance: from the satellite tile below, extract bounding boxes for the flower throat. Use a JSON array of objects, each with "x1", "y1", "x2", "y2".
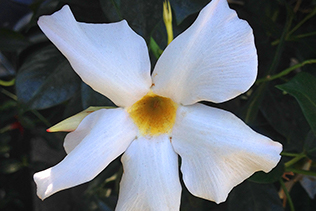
[{"x1": 127, "y1": 92, "x2": 178, "y2": 136}]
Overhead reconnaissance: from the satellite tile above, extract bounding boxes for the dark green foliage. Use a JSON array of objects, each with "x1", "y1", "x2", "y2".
[
  {"x1": 1, "y1": 0, "x2": 316, "y2": 210},
  {"x1": 16, "y1": 45, "x2": 81, "y2": 110},
  {"x1": 277, "y1": 72, "x2": 316, "y2": 136},
  {"x1": 228, "y1": 181, "x2": 283, "y2": 211}
]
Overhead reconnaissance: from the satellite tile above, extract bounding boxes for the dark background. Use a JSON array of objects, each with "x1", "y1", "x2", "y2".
[{"x1": 1, "y1": 0, "x2": 316, "y2": 210}]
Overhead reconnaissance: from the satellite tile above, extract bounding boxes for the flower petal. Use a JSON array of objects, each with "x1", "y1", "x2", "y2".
[
  {"x1": 38, "y1": 5, "x2": 151, "y2": 107},
  {"x1": 152, "y1": 0, "x2": 257, "y2": 105},
  {"x1": 116, "y1": 135, "x2": 181, "y2": 211},
  {"x1": 171, "y1": 104, "x2": 282, "y2": 203},
  {"x1": 63, "y1": 108, "x2": 119, "y2": 154},
  {"x1": 34, "y1": 108, "x2": 137, "y2": 199}
]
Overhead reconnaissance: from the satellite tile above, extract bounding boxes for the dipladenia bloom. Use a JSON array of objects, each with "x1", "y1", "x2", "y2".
[{"x1": 34, "y1": 0, "x2": 282, "y2": 210}]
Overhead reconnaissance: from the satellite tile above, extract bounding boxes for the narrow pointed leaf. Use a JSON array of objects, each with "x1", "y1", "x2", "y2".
[{"x1": 277, "y1": 72, "x2": 316, "y2": 136}]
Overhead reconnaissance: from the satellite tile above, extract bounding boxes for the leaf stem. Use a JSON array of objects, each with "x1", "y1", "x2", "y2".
[
  {"x1": 243, "y1": 4, "x2": 293, "y2": 123},
  {"x1": 1, "y1": 83, "x2": 52, "y2": 129},
  {"x1": 272, "y1": 7, "x2": 316, "y2": 45},
  {"x1": 0, "y1": 79, "x2": 15, "y2": 86},
  {"x1": 268, "y1": 3, "x2": 293, "y2": 76},
  {"x1": 284, "y1": 154, "x2": 306, "y2": 168},
  {"x1": 287, "y1": 6, "x2": 316, "y2": 37},
  {"x1": 31, "y1": 110, "x2": 51, "y2": 127},
  {"x1": 1, "y1": 88, "x2": 17, "y2": 101},
  {"x1": 279, "y1": 179, "x2": 295, "y2": 211},
  {"x1": 281, "y1": 152, "x2": 301, "y2": 157},
  {"x1": 286, "y1": 168, "x2": 316, "y2": 177},
  {"x1": 292, "y1": 31, "x2": 316, "y2": 39},
  {"x1": 256, "y1": 59, "x2": 316, "y2": 83}
]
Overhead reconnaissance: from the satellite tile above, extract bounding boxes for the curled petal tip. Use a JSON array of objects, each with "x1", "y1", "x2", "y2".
[{"x1": 33, "y1": 171, "x2": 51, "y2": 200}]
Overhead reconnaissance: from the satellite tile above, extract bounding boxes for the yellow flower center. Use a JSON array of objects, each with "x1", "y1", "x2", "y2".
[{"x1": 127, "y1": 92, "x2": 178, "y2": 136}]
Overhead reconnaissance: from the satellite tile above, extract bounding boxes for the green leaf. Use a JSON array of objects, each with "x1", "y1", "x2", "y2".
[
  {"x1": 260, "y1": 86, "x2": 310, "y2": 148},
  {"x1": 149, "y1": 37, "x2": 162, "y2": 59},
  {"x1": 227, "y1": 181, "x2": 283, "y2": 211},
  {"x1": 248, "y1": 161, "x2": 284, "y2": 183},
  {"x1": 277, "y1": 72, "x2": 316, "y2": 136},
  {"x1": 304, "y1": 131, "x2": 316, "y2": 161},
  {"x1": 16, "y1": 45, "x2": 81, "y2": 110}
]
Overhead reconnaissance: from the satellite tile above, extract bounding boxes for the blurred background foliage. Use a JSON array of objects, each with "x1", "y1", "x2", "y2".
[{"x1": 0, "y1": 0, "x2": 316, "y2": 210}]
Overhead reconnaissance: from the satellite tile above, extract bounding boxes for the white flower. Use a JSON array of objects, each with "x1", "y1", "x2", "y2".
[{"x1": 34, "y1": 0, "x2": 282, "y2": 210}]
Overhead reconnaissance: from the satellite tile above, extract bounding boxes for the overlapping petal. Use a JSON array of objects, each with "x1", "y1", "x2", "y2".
[
  {"x1": 152, "y1": 0, "x2": 257, "y2": 105},
  {"x1": 63, "y1": 108, "x2": 124, "y2": 154},
  {"x1": 116, "y1": 135, "x2": 181, "y2": 211},
  {"x1": 171, "y1": 104, "x2": 282, "y2": 203},
  {"x1": 34, "y1": 108, "x2": 138, "y2": 199},
  {"x1": 38, "y1": 5, "x2": 151, "y2": 107}
]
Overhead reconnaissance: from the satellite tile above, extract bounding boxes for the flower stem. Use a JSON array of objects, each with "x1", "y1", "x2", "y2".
[{"x1": 279, "y1": 179, "x2": 295, "y2": 211}]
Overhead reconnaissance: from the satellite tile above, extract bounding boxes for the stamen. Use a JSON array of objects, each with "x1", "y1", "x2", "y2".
[{"x1": 127, "y1": 92, "x2": 178, "y2": 136}]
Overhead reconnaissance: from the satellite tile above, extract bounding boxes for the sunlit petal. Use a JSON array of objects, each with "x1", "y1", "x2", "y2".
[
  {"x1": 38, "y1": 5, "x2": 151, "y2": 107},
  {"x1": 171, "y1": 104, "x2": 282, "y2": 203},
  {"x1": 116, "y1": 135, "x2": 181, "y2": 211},
  {"x1": 64, "y1": 108, "x2": 134, "y2": 154},
  {"x1": 152, "y1": 0, "x2": 257, "y2": 105},
  {"x1": 34, "y1": 108, "x2": 138, "y2": 199}
]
